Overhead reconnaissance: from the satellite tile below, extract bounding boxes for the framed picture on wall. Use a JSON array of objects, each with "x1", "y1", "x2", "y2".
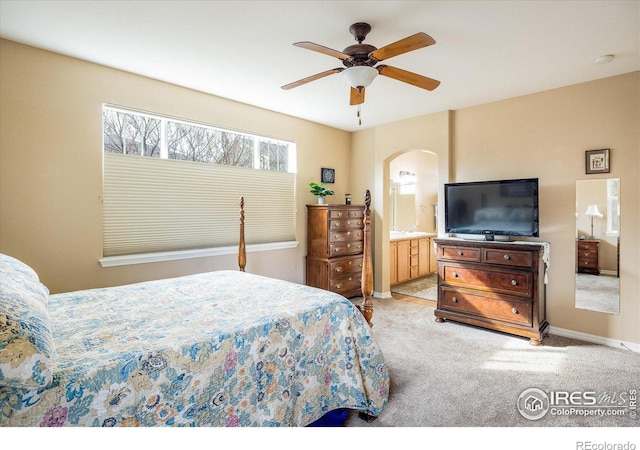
[
  {"x1": 585, "y1": 148, "x2": 610, "y2": 174},
  {"x1": 321, "y1": 168, "x2": 335, "y2": 183}
]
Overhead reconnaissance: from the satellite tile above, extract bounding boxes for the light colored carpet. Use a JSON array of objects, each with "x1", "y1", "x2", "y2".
[
  {"x1": 575, "y1": 273, "x2": 620, "y2": 314},
  {"x1": 390, "y1": 274, "x2": 438, "y2": 301},
  {"x1": 346, "y1": 296, "x2": 639, "y2": 428}
]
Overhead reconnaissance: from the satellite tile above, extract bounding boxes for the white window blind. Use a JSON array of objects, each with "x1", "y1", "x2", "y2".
[{"x1": 103, "y1": 153, "x2": 295, "y2": 257}]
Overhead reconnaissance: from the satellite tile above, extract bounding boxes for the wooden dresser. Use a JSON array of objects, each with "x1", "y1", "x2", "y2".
[
  {"x1": 576, "y1": 239, "x2": 600, "y2": 275},
  {"x1": 434, "y1": 238, "x2": 549, "y2": 346},
  {"x1": 306, "y1": 204, "x2": 365, "y2": 298}
]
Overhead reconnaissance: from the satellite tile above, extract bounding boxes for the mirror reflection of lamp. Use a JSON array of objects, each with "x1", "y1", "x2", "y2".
[{"x1": 585, "y1": 204, "x2": 603, "y2": 239}]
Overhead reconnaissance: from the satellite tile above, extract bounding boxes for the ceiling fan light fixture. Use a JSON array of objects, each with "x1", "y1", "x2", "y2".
[{"x1": 342, "y1": 66, "x2": 378, "y2": 89}]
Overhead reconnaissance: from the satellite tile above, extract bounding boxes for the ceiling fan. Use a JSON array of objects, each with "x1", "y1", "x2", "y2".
[{"x1": 281, "y1": 22, "x2": 440, "y2": 107}]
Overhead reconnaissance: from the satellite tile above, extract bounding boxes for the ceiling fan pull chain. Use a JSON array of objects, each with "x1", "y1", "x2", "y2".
[{"x1": 357, "y1": 105, "x2": 362, "y2": 126}]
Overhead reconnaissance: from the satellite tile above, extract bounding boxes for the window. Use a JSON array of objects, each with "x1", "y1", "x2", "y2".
[
  {"x1": 101, "y1": 106, "x2": 296, "y2": 265},
  {"x1": 606, "y1": 178, "x2": 620, "y2": 236}
]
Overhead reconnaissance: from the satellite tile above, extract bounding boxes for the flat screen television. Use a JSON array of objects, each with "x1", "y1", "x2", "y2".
[{"x1": 444, "y1": 178, "x2": 539, "y2": 240}]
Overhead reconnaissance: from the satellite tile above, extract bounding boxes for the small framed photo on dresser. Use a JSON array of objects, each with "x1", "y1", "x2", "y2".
[{"x1": 585, "y1": 149, "x2": 610, "y2": 174}]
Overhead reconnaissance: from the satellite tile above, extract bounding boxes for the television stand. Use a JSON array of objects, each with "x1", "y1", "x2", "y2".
[{"x1": 434, "y1": 239, "x2": 549, "y2": 345}]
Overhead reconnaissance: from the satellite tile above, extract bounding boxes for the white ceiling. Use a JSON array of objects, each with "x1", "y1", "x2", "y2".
[{"x1": 1, "y1": 1, "x2": 638, "y2": 132}]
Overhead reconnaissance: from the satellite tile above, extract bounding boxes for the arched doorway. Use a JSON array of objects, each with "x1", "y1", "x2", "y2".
[{"x1": 387, "y1": 150, "x2": 439, "y2": 300}]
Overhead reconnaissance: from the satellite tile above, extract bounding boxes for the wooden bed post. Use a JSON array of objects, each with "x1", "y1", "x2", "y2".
[
  {"x1": 238, "y1": 197, "x2": 246, "y2": 272},
  {"x1": 358, "y1": 190, "x2": 374, "y2": 326}
]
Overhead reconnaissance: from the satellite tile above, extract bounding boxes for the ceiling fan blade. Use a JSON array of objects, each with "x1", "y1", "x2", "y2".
[
  {"x1": 281, "y1": 68, "x2": 344, "y2": 90},
  {"x1": 293, "y1": 41, "x2": 352, "y2": 61},
  {"x1": 377, "y1": 65, "x2": 440, "y2": 91},
  {"x1": 350, "y1": 87, "x2": 365, "y2": 105},
  {"x1": 369, "y1": 32, "x2": 436, "y2": 62}
]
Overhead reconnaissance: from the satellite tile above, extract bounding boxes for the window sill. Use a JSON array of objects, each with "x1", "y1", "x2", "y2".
[{"x1": 99, "y1": 241, "x2": 299, "y2": 267}]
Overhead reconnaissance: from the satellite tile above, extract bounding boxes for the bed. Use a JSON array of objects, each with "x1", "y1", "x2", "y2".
[{"x1": 0, "y1": 191, "x2": 387, "y2": 427}]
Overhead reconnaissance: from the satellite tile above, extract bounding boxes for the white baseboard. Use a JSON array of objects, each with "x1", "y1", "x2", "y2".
[
  {"x1": 549, "y1": 326, "x2": 639, "y2": 353},
  {"x1": 374, "y1": 291, "x2": 393, "y2": 299}
]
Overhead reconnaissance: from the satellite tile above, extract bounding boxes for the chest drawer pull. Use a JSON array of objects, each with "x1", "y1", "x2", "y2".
[
  {"x1": 452, "y1": 297, "x2": 458, "y2": 303},
  {"x1": 457, "y1": 250, "x2": 463, "y2": 256},
  {"x1": 452, "y1": 272, "x2": 459, "y2": 278},
  {"x1": 335, "y1": 267, "x2": 343, "y2": 273},
  {"x1": 511, "y1": 279, "x2": 517, "y2": 286},
  {"x1": 511, "y1": 308, "x2": 519, "y2": 314},
  {"x1": 335, "y1": 283, "x2": 342, "y2": 289},
  {"x1": 503, "y1": 254, "x2": 510, "y2": 260}
]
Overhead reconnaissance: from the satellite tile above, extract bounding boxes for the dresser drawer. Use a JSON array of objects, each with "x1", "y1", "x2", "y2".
[
  {"x1": 441, "y1": 288, "x2": 532, "y2": 326},
  {"x1": 438, "y1": 245, "x2": 481, "y2": 262},
  {"x1": 577, "y1": 258, "x2": 599, "y2": 270},
  {"x1": 577, "y1": 249, "x2": 597, "y2": 261},
  {"x1": 329, "y1": 209, "x2": 364, "y2": 219},
  {"x1": 329, "y1": 256, "x2": 363, "y2": 276},
  {"x1": 576, "y1": 241, "x2": 598, "y2": 252},
  {"x1": 329, "y1": 218, "x2": 362, "y2": 230},
  {"x1": 329, "y1": 229, "x2": 363, "y2": 243},
  {"x1": 329, "y1": 241, "x2": 363, "y2": 256},
  {"x1": 330, "y1": 273, "x2": 362, "y2": 295},
  {"x1": 442, "y1": 264, "x2": 533, "y2": 298},
  {"x1": 484, "y1": 248, "x2": 533, "y2": 268}
]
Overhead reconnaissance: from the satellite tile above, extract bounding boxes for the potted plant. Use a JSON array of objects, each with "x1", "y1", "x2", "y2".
[{"x1": 310, "y1": 182, "x2": 334, "y2": 204}]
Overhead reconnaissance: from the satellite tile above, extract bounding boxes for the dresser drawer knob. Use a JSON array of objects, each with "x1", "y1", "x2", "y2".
[
  {"x1": 347, "y1": 231, "x2": 351, "y2": 236},
  {"x1": 346, "y1": 243, "x2": 351, "y2": 248},
  {"x1": 452, "y1": 272, "x2": 459, "y2": 278},
  {"x1": 335, "y1": 267, "x2": 343, "y2": 272},
  {"x1": 337, "y1": 212, "x2": 342, "y2": 217},
  {"x1": 511, "y1": 279, "x2": 517, "y2": 286},
  {"x1": 511, "y1": 308, "x2": 519, "y2": 314},
  {"x1": 503, "y1": 254, "x2": 510, "y2": 260},
  {"x1": 457, "y1": 250, "x2": 463, "y2": 256},
  {"x1": 452, "y1": 297, "x2": 458, "y2": 303},
  {"x1": 335, "y1": 283, "x2": 342, "y2": 289}
]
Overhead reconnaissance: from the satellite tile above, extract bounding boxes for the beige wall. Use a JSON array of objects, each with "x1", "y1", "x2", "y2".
[
  {"x1": 355, "y1": 72, "x2": 639, "y2": 345},
  {"x1": 0, "y1": 39, "x2": 352, "y2": 292},
  {"x1": 2, "y1": 38, "x2": 638, "y2": 346},
  {"x1": 352, "y1": 112, "x2": 452, "y2": 296},
  {"x1": 389, "y1": 151, "x2": 439, "y2": 233}
]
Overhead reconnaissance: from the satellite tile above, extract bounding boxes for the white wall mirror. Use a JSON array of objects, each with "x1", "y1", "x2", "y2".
[{"x1": 575, "y1": 178, "x2": 620, "y2": 314}]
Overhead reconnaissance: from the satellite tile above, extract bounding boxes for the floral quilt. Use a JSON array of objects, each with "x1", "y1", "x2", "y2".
[{"x1": 0, "y1": 268, "x2": 388, "y2": 426}]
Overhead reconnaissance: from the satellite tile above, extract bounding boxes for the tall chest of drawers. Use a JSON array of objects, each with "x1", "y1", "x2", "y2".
[
  {"x1": 306, "y1": 204, "x2": 365, "y2": 298},
  {"x1": 434, "y1": 239, "x2": 549, "y2": 346}
]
